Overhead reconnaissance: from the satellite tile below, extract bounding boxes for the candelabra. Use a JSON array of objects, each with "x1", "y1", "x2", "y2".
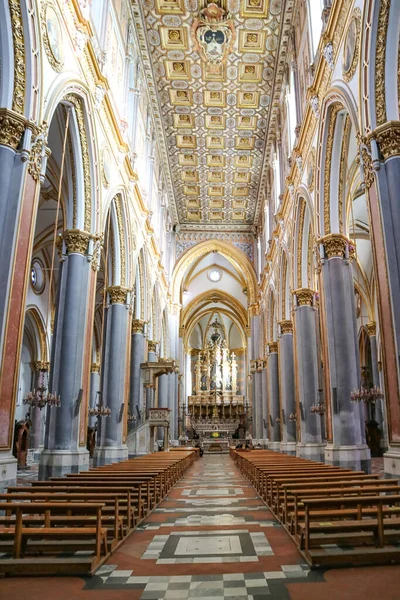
[
  {"x1": 23, "y1": 369, "x2": 60, "y2": 410},
  {"x1": 127, "y1": 412, "x2": 137, "y2": 423},
  {"x1": 310, "y1": 402, "x2": 325, "y2": 416},
  {"x1": 275, "y1": 417, "x2": 281, "y2": 424},
  {"x1": 350, "y1": 385, "x2": 384, "y2": 404},
  {"x1": 89, "y1": 404, "x2": 111, "y2": 417},
  {"x1": 289, "y1": 413, "x2": 297, "y2": 422}
]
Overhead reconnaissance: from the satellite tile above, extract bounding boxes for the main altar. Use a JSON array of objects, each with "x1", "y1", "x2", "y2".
[{"x1": 187, "y1": 319, "x2": 247, "y2": 451}]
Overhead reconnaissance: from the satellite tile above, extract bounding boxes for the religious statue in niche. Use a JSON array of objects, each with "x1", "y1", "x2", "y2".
[{"x1": 191, "y1": 2, "x2": 235, "y2": 65}]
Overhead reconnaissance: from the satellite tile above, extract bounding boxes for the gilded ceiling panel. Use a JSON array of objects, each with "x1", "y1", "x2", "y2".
[{"x1": 136, "y1": 0, "x2": 289, "y2": 226}]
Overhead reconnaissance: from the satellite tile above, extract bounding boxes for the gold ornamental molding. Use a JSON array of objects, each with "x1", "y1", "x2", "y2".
[
  {"x1": 64, "y1": 95, "x2": 92, "y2": 231},
  {"x1": 293, "y1": 288, "x2": 315, "y2": 307},
  {"x1": 366, "y1": 322, "x2": 377, "y2": 336},
  {"x1": 268, "y1": 341, "x2": 278, "y2": 354},
  {"x1": 318, "y1": 233, "x2": 354, "y2": 260},
  {"x1": 132, "y1": 319, "x2": 146, "y2": 335},
  {"x1": 369, "y1": 121, "x2": 400, "y2": 161},
  {"x1": 0, "y1": 108, "x2": 26, "y2": 150},
  {"x1": 323, "y1": 103, "x2": 342, "y2": 234},
  {"x1": 9, "y1": 0, "x2": 26, "y2": 114},
  {"x1": 107, "y1": 285, "x2": 129, "y2": 304},
  {"x1": 375, "y1": 0, "x2": 390, "y2": 127},
  {"x1": 63, "y1": 229, "x2": 90, "y2": 255},
  {"x1": 90, "y1": 362, "x2": 100, "y2": 373},
  {"x1": 279, "y1": 320, "x2": 293, "y2": 335},
  {"x1": 114, "y1": 195, "x2": 126, "y2": 287}
]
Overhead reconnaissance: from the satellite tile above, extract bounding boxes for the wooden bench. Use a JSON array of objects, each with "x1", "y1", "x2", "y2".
[
  {"x1": 300, "y1": 494, "x2": 400, "y2": 566},
  {"x1": 0, "y1": 502, "x2": 108, "y2": 576}
]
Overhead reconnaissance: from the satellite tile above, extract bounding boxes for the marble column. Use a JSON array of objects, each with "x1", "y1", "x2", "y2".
[
  {"x1": 293, "y1": 289, "x2": 324, "y2": 462},
  {"x1": 146, "y1": 341, "x2": 158, "y2": 421},
  {"x1": 0, "y1": 114, "x2": 43, "y2": 491},
  {"x1": 254, "y1": 362, "x2": 263, "y2": 440},
  {"x1": 319, "y1": 234, "x2": 370, "y2": 471},
  {"x1": 278, "y1": 321, "x2": 297, "y2": 455},
  {"x1": 366, "y1": 322, "x2": 388, "y2": 453},
  {"x1": 261, "y1": 363, "x2": 268, "y2": 445},
  {"x1": 93, "y1": 286, "x2": 129, "y2": 466},
  {"x1": 250, "y1": 363, "x2": 257, "y2": 438},
  {"x1": 158, "y1": 373, "x2": 169, "y2": 443},
  {"x1": 168, "y1": 371, "x2": 177, "y2": 440},
  {"x1": 88, "y1": 363, "x2": 100, "y2": 429},
  {"x1": 40, "y1": 230, "x2": 91, "y2": 479},
  {"x1": 30, "y1": 361, "x2": 50, "y2": 458},
  {"x1": 129, "y1": 319, "x2": 145, "y2": 430},
  {"x1": 267, "y1": 343, "x2": 281, "y2": 452},
  {"x1": 362, "y1": 128, "x2": 400, "y2": 475}
]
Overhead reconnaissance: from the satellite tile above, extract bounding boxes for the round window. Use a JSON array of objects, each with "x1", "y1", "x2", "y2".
[
  {"x1": 30, "y1": 259, "x2": 45, "y2": 294},
  {"x1": 208, "y1": 268, "x2": 222, "y2": 282}
]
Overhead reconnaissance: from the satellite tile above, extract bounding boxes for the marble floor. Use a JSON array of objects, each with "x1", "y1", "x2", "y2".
[{"x1": 2, "y1": 454, "x2": 400, "y2": 600}]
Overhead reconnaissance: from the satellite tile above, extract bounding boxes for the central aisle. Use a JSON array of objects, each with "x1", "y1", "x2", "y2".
[{"x1": 87, "y1": 453, "x2": 320, "y2": 599}]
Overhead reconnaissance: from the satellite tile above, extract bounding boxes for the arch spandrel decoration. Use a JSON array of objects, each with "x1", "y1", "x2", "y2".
[{"x1": 171, "y1": 240, "x2": 258, "y2": 307}]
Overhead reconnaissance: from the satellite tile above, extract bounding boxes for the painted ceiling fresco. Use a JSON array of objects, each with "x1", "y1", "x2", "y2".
[{"x1": 134, "y1": 0, "x2": 292, "y2": 227}]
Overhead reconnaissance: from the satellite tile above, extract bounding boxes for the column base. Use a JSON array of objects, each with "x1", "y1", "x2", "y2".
[
  {"x1": 383, "y1": 447, "x2": 400, "y2": 477},
  {"x1": 268, "y1": 441, "x2": 281, "y2": 453},
  {"x1": 324, "y1": 444, "x2": 371, "y2": 472},
  {"x1": 280, "y1": 441, "x2": 297, "y2": 456},
  {"x1": 296, "y1": 443, "x2": 325, "y2": 463},
  {"x1": 39, "y1": 448, "x2": 89, "y2": 480},
  {"x1": 0, "y1": 453, "x2": 17, "y2": 492},
  {"x1": 93, "y1": 445, "x2": 128, "y2": 467}
]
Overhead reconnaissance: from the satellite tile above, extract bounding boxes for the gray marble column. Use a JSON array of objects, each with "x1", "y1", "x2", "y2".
[
  {"x1": 319, "y1": 235, "x2": 370, "y2": 471},
  {"x1": 370, "y1": 134, "x2": 400, "y2": 475},
  {"x1": 366, "y1": 322, "x2": 387, "y2": 453},
  {"x1": 267, "y1": 343, "x2": 281, "y2": 451},
  {"x1": 146, "y1": 341, "x2": 158, "y2": 421},
  {"x1": 0, "y1": 116, "x2": 38, "y2": 492},
  {"x1": 39, "y1": 230, "x2": 91, "y2": 479},
  {"x1": 254, "y1": 365, "x2": 263, "y2": 440},
  {"x1": 88, "y1": 363, "x2": 100, "y2": 429},
  {"x1": 93, "y1": 286, "x2": 129, "y2": 466},
  {"x1": 128, "y1": 319, "x2": 145, "y2": 430},
  {"x1": 293, "y1": 290, "x2": 324, "y2": 462},
  {"x1": 157, "y1": 373, "x2": 169, "y2": 443},
  {"x1": 261, "y1": 365, "x2": 268, "y2": 445},
  {"x1": 278, "y1": 321, "x2": 297, "y2": 455},
  {"x1": 250, "y1": 366, "x2": 256, "y2": 438},
  {"x1": 168, "y1": 372, "x2": 177, "y2": 440}
]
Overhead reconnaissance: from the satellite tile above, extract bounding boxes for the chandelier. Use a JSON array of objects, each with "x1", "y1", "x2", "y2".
[
  {"x1": 23, "y1": 369, "x2": 60, "y2": 410},
  {"x1": 89, "y1": 404, "x2": 111, "y2": 417},
  {"x1": 351, "y1": 385, "x2": 384, "y2": 404},
  {"x1": 351, "y1": 367, "x2": 384, "y2": 404},
  {"x1": 310, "y1": 402, "x2": 325, "y2": 416}
]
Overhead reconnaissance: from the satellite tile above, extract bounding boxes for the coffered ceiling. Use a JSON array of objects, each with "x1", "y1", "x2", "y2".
[{"x1": 133, "y1": 0, "x2": 293, "y2": 228}]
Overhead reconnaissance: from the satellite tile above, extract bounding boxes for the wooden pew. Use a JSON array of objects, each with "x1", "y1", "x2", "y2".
[{"x1": 0, "y1": 502, "x2": 108, "y2": 576}]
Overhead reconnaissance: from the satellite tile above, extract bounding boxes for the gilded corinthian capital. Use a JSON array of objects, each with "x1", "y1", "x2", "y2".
[
  {"x1": 63, "y1": 229, "x2": 90, "y2": 255},
  {"x1": 0, "y1": 109, "x2": 27, "y2": 150},
  {"x1": 293, "y1": 288, "x2": 315, "y2": 306},
  {"x1": 132, "y1": 319, "x2": 146, "y2": 334},
  {"x1": 370, "y1": 121, "x2": 400, "y2": 160},
  {"x1": 279, "y1": 320, "x2": 293, "y2": 335},
  {"x1": 318, "y1": 233, "x2": 353, "y2": 259},
  {"x1": 268, "y1": 341, "x2": 278, "y2": 353},
  {"x1": 366, "y1": 322, "x2": 377, "y2": 336},
  {"x1": 107, "y1": 286, "x2": 129, "y2": 304}
]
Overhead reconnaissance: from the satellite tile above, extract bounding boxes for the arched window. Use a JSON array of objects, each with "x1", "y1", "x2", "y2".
[
  {"x1": 287, "y1": 67, "x2": 297, "y2": 151},
  {"x1": 307, "y1": 0, "x2": 324, "y2": 60}
]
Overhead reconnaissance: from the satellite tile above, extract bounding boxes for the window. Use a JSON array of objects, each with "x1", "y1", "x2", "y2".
[
  {"x1": 30, "y1": 259, "x2": 45, "y2": 294},
  {"x1": 208, "y1": 268, "x2": 222, "y2": 282},
  {"x1": 308, "y1": 0, "x2": 324, "y2": 60}
]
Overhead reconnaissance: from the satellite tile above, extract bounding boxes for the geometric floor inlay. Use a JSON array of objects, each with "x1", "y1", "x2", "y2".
[{"x1": 142, "y1": 530, "x2": 274, "y2": 563}]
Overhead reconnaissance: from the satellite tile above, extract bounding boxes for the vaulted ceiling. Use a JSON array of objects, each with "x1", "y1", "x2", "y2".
[{"x1": 134, "y1": 0, "x2": 293, "y2": 228}]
